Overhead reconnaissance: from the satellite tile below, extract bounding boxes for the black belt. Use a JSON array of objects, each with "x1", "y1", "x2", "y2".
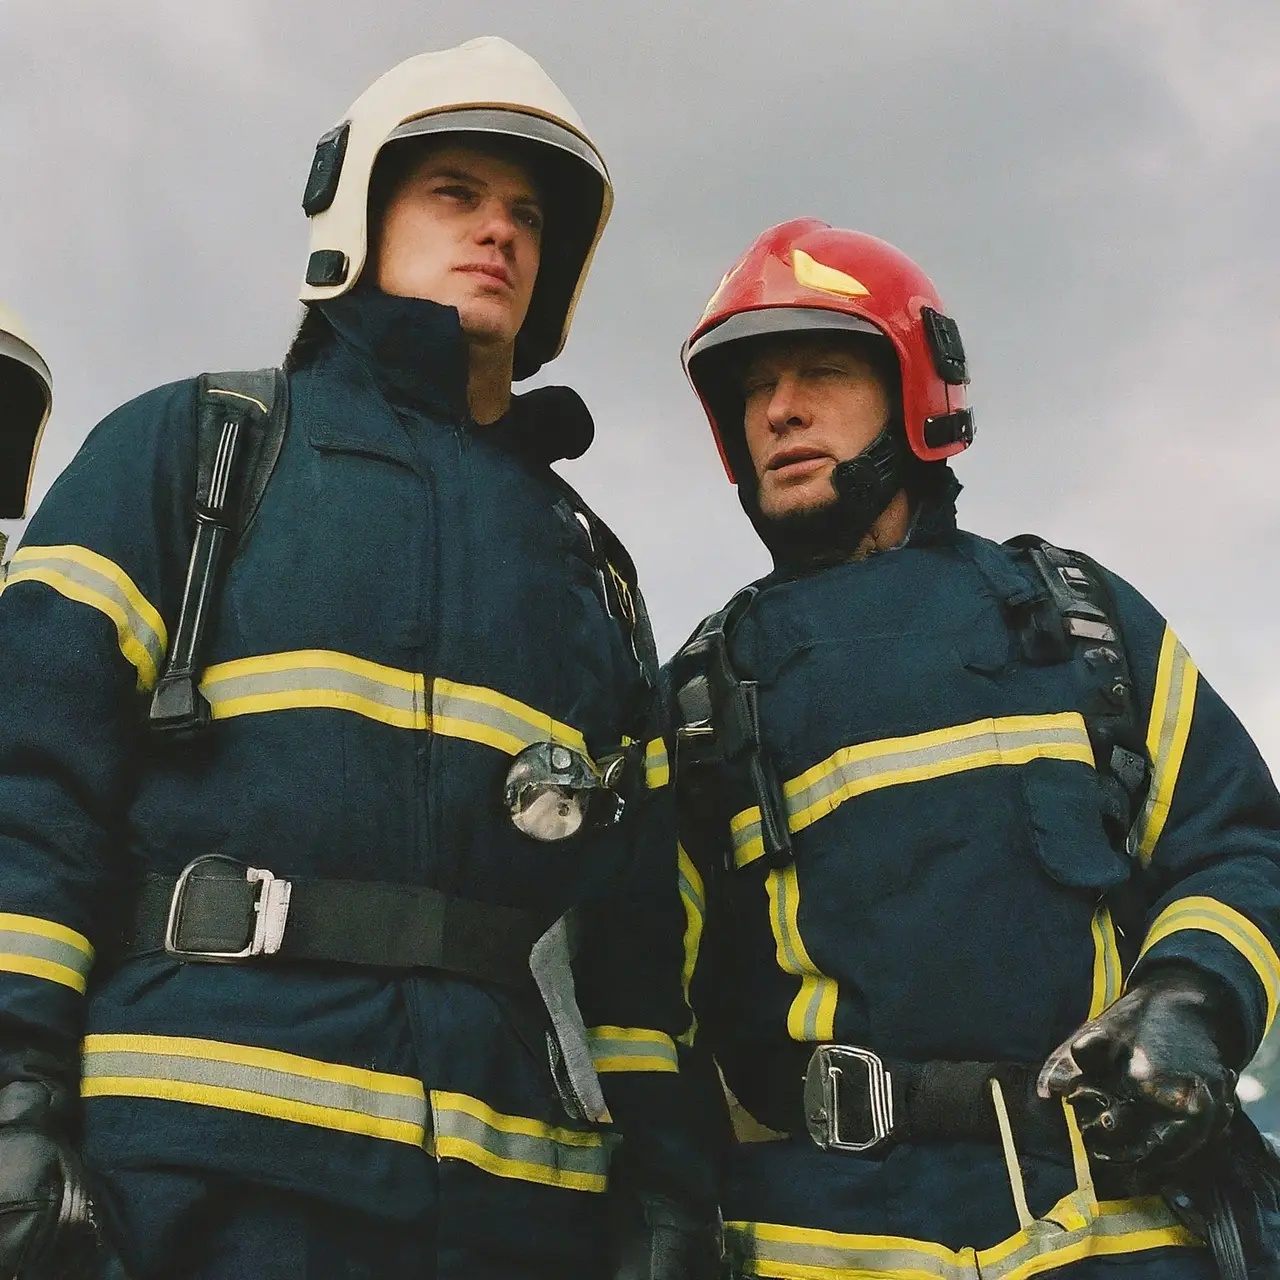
[
  {"x1": 736, "y1": 1042, "x2": 1068, "y2": 1158},
  {"x1": 124, "y1": 855, "x2": 545, "y2": 989}
]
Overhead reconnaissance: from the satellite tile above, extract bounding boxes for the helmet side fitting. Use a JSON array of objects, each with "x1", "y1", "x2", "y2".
[
  {"x1": 683, "y1": 218, "x2": 975, "y2": 484},
  {"x1": 297, "y1": 38, "x2": 613, "y2": 380},
  {"x1": 0, "y1": 314, "x2": 53, "y2": 520}
]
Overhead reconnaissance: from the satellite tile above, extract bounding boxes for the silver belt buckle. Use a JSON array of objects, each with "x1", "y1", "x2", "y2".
[
  {"x1": 803, "y1": 1044, "x2": 894, "y2": 1153},
  {"x1": 164, "y1": 855, "x2": 292, "y2": 961}
]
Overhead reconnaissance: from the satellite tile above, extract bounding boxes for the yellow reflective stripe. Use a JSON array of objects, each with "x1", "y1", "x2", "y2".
[
  {"x1": 81, "y1": 1034, "x2": 427, "y2": 1145},
  {"x1": 732, "y1": 713, "x2": 1095, "y2": 868},
  {"x1": 1138, "y1": 896, "x2": 1280, "y2": 1034},
  {"x1": 0, "y1": 912, "x2": 95, "y2": 994},
  {"x1": 430, "y1": 1090, "x2": 610, "y2": 1192},
  {"x1": 1088, "y1": 903, "x2": 1123, "y2": 1019},
  {"x1": 678, "y1": 842, "x2": 705, "y2": 1046},
  {"x1": 768, "y1": 864, "x2": 838, "y2": 1042},
  {"x1": 431, "y1": 678, "x2": 589, "y2": 757},
  {"x1": 645, "y1": 737, "x2": 670, "y2": 789},
  {"x1": 201, "y1": 650, "x2": 428, "y2": 728},
  {"x1": 5, "y1": 545, "x2": 167, "y2": 691},
  {"x1": 587, "y1": 1025, "x2": 678, "y2": 1074},
  {"x1": 1133, "y1": 627, "x2": 1198, "y2": 866},
  {"x1": 727, "y1": 1195, "x2": 1198, "y2": 1280}
]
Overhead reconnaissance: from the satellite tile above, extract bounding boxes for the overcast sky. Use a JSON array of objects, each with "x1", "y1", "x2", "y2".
[{"x1": 3, "y1": 0, "x2": 1278, "y2": 766}]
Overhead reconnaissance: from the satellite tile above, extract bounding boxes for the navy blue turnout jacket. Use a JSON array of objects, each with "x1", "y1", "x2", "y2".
[{"x1": 0, "y1": 293, "x2": 706, "y2": 1277}]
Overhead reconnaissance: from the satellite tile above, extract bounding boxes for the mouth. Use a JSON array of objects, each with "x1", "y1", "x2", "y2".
[
  {"x1": 767, "y1": 447, "x2": 830, "y2": 474},
  {"x1": 456, "y1": 262, "x2": 513, "y2": 289}
]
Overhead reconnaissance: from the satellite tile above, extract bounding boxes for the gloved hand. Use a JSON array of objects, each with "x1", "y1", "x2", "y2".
[
  {"x1": 611, "y1": 1191, "x2": 722, "y2": 1280},
  {"x1": 0, "y1": 1078, "x2": 101, "y2": 1280},
  {"x1": 1037, "y1": 962, "x2": 1240, "y2": 1167}
]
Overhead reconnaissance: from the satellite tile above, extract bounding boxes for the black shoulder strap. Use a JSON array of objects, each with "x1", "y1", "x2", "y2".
[
  {"x1": 149, "y1": 369, "x2": 288, "y2": 735},
  {"x1": 1001, "y1": 534, "x2": 1151, "y2": 850},
  {"x1": 669, "y1": 588, "x2": 794, "y2": 871}
]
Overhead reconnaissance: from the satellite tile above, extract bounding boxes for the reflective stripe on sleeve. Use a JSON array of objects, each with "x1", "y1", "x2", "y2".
[
  {"x1": 81, "y1": 1034, "x2": 427, "y2": 1146},
  {"x1": 0, "y1": 914, "x2": 94, "y2": 993},
  {"x1": 587, "y1": 1026, "x2": 679, "y2": 1073},
  {"x1": 431, "y1": 678, "x2": 589, "y2": 756},
  {"x1": 1088, "y1": 903, "x2": 1124, "y2": 1019},
  {"x1": 430, "y1": 1090, "x2": 610, "y2": 1192},
  {"x1": 1138, "y1": 896, "x2": 1280, "y2": 1034},
  {"x1": 645, "y1": 738, "x2": 670, "y2": 789},
  {"x1": 1132, "y1": 627, "x2": 1198, "y2": 867},
  {"x1": 202, "y1": 650, "x2": 428, "y2": 728},
  {"x1": 4, "y1": 545, "x2": 167, "y2": 691},
  {"x1": 731, "y1": 713, "x2": 1095, "y2": 868},
  {"x1": 769, "y1": 864, "x2": 838, "y2": 1042},
  {"x1": 678, "y1": 843, "x2": 705, "y2": 1045},
  {"x1": 726, "y1": 1195, "x2": 1198, "y2": 1280}
]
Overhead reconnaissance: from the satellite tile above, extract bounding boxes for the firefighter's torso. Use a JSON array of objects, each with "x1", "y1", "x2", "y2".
[
  {"x1": 686, "y1": 532, "x2": 1210, "y2": 1274},
  {"x1": 82, "y1": 301, "x2": 646, "y2": 1231}
]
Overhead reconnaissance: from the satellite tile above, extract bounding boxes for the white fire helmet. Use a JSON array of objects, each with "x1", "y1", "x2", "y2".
[
  {"x1": 0, "y1": 303, "x2": 52, "y2": 520},
  {"x1": 299, "y1": 36, "x2": 612, "y2": 380}
]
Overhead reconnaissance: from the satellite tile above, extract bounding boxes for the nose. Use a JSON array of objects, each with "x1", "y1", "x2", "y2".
[
  {"x1": 476, "y1": 196, "x2": 520, "y2": 253},
  {"x1": 765, "y1": 374, "x2": 806, "y2": 433}
]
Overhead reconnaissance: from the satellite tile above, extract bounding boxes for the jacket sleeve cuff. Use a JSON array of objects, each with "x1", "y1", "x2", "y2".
[{"x1": 1131, "y1": 895, "x2": 1280, "y2": 1056}]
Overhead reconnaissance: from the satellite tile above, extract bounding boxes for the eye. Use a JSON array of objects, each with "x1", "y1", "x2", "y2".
[
  {"x1": 433, "y1": 182, "x2": 476, "y2": 203},
  {"x1": 515, "y1": 205, "x2": 544, "y2": 234},
  {"x1": 743, "y1": 378, "x2": 776, "y2": 399}
]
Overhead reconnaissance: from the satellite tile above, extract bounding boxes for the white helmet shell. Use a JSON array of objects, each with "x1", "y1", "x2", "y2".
[
  {"x1": 0, "y1": 303, "x2": 52, "y2": 519},
  {"x1": 299, "y1": 36, "x2": 612, "y2": 379}
]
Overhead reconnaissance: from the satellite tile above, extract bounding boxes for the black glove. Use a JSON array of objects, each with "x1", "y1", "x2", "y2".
[
  {"x1": 611, "y1": 1191, "x2": 722, "y2": 1280},
  {"x1": 0, "y1": 1078, "x2": 101, "y2": 1280},
  {"x1": 1037, "y1": 962, "x2": 1241, "y2": 1167}
]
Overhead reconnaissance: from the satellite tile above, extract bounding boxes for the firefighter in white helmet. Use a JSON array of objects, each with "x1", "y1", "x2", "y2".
[{"x1": 0, "y1": 39, "x2": 717, "y2": 1279}]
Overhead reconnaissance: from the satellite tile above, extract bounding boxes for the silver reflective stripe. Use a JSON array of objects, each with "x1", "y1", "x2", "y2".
[
  {"x1": 728, "y1": 1196, "x2": 1196, "y2": 1280},
  {"x1": 587, "y1": 1027, "x2": 678, "y2": 1072},
  {"x1": 790, "y1": 720, "x2": 1090, "y2": 822},
  {"x1": 732, "y1": 714, "x2": 1094, "y2": 866},
  {"x1": 431, "y1": 1090, "x2": 611, "y2": 1192},
  {"x1": 5, "y1": 546, "x2": 167, "y2": 689},
  {"x1": 203, "y1": 661, "x2": 425, "y2": 721},
  {"x1": 0, "y1": 914, "x2": 95, "y2": 993},
  {"x1": 81, "y1": 1035, "x2": 427, "y2": 1146},
  {"x1": 431, "y1": 683, "x2": 583, "y2": 756}
]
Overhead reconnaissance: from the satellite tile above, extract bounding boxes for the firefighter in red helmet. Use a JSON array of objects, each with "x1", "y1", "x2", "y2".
[{"x1": 668, "y1": 219, "x2": 1280, "y2": 1278}]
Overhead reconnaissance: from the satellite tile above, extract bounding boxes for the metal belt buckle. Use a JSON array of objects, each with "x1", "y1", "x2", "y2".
[
  {"x1": 803, "y1": 1044, "x2": 894, "y2": 1153},
  {"x1": 164, "y1": 855, "x2": 292, "y2": 961}
]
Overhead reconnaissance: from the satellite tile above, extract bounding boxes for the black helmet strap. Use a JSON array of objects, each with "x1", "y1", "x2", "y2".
[{"x1": 743, "y1": 424, "x2": 910, "y2": 570}]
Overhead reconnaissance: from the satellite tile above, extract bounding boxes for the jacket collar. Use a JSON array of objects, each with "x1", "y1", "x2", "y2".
[{"x1": 317, "y1": 289, "x2": 472, "y2": 425}]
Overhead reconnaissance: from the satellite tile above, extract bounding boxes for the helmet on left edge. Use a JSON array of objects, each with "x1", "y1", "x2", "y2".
[
  {"x1": 0, "y1": 303, "x2": 52, "y2": 520},
  {"x1": 298, "y1": 36, "x2": 612, "y2": 381}
]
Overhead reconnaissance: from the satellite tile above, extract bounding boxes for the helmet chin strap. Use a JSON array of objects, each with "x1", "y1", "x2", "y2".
[{"x1": 744, "y1": 425, "x2": 910, "y2": 570}]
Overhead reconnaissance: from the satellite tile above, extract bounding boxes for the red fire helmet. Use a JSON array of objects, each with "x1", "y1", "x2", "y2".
[{"x1": 683, "y1": 218, "x2": 974, "y2": 482}]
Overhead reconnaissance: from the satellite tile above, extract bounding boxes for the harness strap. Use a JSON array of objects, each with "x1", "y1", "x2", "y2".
[
  {"x1": 125, "y1": 858, "x2": 543, "y2": 989},
  {"x1": 672, "y1": 589, "x2": 793, "y2": 869},
  {"x1": 149, "y1": 368, "x2": 288, "y2": 735}
]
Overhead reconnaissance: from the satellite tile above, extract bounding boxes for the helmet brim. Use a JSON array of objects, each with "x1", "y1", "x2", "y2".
[{"x1": 686, "y1": 305, "x2": 884, "y2": 367}]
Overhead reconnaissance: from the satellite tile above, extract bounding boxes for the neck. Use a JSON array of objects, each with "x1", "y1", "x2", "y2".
[
  {"x1": 852, "y1": 489, "x2": 911, "y2": 559},
  {"x1": 467, "y1": 341, "x2": 515, "y2": 425}
]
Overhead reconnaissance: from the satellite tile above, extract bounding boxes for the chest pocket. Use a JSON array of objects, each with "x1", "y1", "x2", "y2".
[{"x1": 1021, "y1": 759, "x2": 1131, "y2": 891}]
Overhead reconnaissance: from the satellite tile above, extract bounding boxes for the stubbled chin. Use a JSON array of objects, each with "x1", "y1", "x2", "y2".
[{"x1": 759, "y1": 480, "x2": 838, "y2": 522}]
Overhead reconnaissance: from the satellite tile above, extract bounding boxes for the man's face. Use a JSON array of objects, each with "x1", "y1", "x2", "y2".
[
  {"x1": 375, "y1": 144, "x2": 543, "y2": 349},
  {"x1": 740, "y1": 334, "x2": 892, "y2": 521}
]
